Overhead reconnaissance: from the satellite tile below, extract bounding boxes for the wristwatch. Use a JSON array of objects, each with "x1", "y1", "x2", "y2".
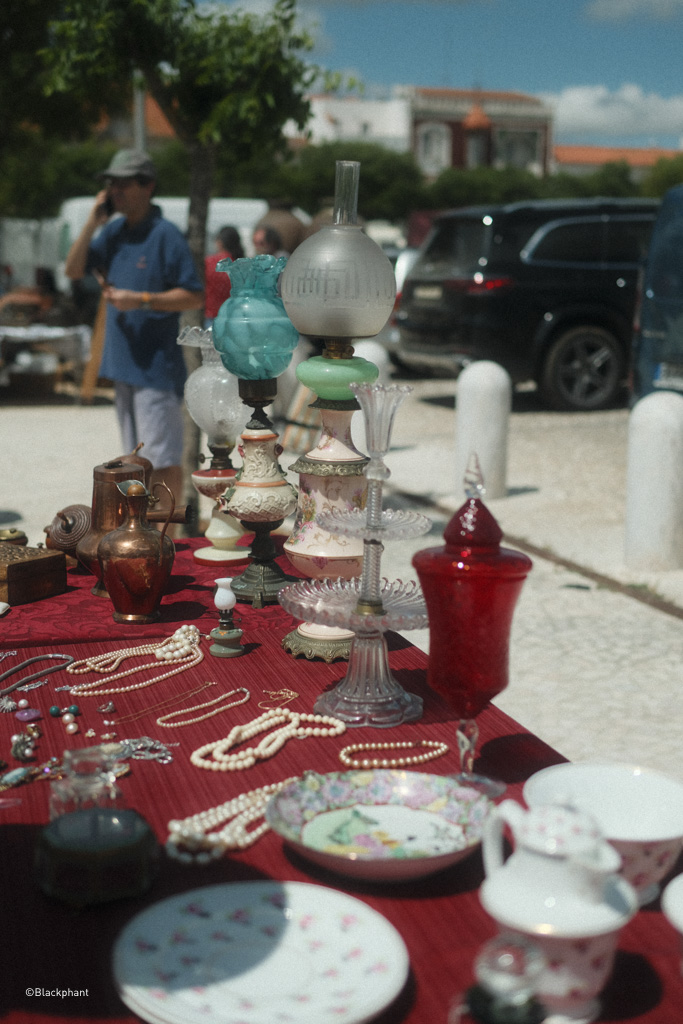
[{"x1": 140, "y1": 291, "x2": 152, "y2": 309}]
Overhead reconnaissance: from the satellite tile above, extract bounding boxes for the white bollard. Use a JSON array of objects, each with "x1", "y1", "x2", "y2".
[
  {"x1": 454, "y1": 361, "x2": 512, "y2": 500},
  {"x1": 625, "y1": 390, "x2": 683, "y2": 570}
]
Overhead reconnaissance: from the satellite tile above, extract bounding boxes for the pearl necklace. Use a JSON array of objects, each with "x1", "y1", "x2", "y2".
[
  {"x1": 338, "y1": 739, "x2": 449, "y2": 770},
  {"x1": 157, "y1": 687, "x2": 250, "y2": 728},
  {"x1": 190, "y1": 709, "x2": 346, "y2": 772},
  {"x1": 66, "y1": 625, "x2": 203, "y2": 696},
  {"x1": 166, "y1": 777, "x2": 299, "y2": 863}
]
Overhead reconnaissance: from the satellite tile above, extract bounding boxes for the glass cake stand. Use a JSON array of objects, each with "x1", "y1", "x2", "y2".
[{"x1": 279, "y1": 383, "x2": 431, "y2": 727}]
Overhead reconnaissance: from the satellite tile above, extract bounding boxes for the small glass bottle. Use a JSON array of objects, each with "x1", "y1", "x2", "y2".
[
  {"x1": 35, "y1": 745, "x2": 158, "y2": 907},
  {"x1": 448, "y1": 934, "x2": 546, "y2": 1024}
]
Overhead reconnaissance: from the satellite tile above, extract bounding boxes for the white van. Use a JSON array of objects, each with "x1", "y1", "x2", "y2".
[{"x1": 53, "y1": 196, "x2": 288, "y2": 292}]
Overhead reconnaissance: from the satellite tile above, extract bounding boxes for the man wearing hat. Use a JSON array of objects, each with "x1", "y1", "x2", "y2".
[{"x1": 65, "y1": 149, "x2": 204, "y2": 506}]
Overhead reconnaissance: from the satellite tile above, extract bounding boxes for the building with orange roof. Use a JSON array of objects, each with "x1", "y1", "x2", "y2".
[
  {"x1": 553, "y1": 144, "x2": 682, "y2": 180},
  {"x1": 283, "y1": 86, "x2": 553, "y2": 179}
]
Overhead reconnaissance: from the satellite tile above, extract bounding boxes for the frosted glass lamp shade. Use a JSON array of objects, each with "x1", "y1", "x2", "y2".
[{"x1": 184, "y1": 345, "x2": 245, "y2": 446}]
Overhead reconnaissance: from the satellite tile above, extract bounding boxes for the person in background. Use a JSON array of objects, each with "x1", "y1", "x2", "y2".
[
  {"x1": 64, "y1": 148, "x2": 204, "y2": 507},
  {"x1": 204, "y1": 225, "x2": 245, "y2": 327},
  {"x1": 252, "y1": 225, "x2": 288, "y2": 258}
]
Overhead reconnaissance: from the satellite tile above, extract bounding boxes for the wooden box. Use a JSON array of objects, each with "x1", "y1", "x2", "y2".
[{"x1": 0, "y1": 542, "x2": 67, "y2": 605}]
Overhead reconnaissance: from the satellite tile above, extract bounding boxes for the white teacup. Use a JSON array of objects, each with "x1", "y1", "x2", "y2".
[{"x1": 524, "y1": 762, "x2": 683, "y2": 906}]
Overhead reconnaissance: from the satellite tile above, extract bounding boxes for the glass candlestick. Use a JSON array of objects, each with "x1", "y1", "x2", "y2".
[{"x1": 279, "y1": 383, "x2": 431, "y2": 727}]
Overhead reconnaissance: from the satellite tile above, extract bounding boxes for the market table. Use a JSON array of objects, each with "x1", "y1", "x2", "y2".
[{"x1": 1, "y1": 543, "x2": 682, "y2": 1023}]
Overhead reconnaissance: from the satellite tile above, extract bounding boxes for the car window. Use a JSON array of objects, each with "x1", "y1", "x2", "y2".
[
  {"x1": 604, "y1": 218, "x2": 654, "y2": 263},
  {"x1": 418, "y1": 218, "x2": 489, "y2": 272},
  {"x1": 526, "y1": 220, "x2": 603, "y2": 263}
]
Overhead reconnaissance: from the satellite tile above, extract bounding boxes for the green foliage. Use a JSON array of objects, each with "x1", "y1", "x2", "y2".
[
  {"x1": 246, "y1": 141, "x2": 426, "y2": 220},
  {"x1": 640, "y1": 154, "x2": 683, "y2": 197},
  {"x1": 0, "y1": 0, "x2": 108, "y2": 154},
  {"x1": 0, "y1": 139, "x2": 119, "y2": 218},
  {"x1": 38, "y1": 0, "x2": 315, "y2": 263},
  {"x1": 581, "y1": 160, "x2": 639, "y2": 198},
  {"x1": 424, "y1": 166, "x2": 542, "y2": 209}
]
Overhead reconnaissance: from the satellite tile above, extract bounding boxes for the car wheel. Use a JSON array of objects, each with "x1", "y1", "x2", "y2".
[{"x1": 540, "y1": 326, "x2": 625, "y2": 411}]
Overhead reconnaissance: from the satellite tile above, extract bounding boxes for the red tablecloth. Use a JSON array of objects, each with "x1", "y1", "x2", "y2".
[
  {"x1": 3, "y1": 538, "x2": 300, "y2": 647},
  {"x1": 1, "y1": 555, "x2": 682, "y2": 1023}
]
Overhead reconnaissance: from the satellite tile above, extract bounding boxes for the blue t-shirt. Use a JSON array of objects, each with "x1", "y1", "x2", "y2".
[{"x1": 88, "y1": 206, "x2": 202, "y2": 395}]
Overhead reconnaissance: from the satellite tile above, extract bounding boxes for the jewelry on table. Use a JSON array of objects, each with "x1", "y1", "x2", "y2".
[
  {"x1": 97, "y1": 701, "x2": 116, "y2": 714},
  {"x1": 66, "y1": 625, "x2": 203, "y2": 696},
  {"x1": 110, "y1": 682, "x2": 216, "y2": 726},
  {"x1": 0, "y1": 651, "x2": 17, "y2": 663},
  {"x1": 338, "y1": 739, "x2": 449, "y2": 770},
  {"x1": 0, "y1": 756, "x2": 130, "y2": 793},
  {"x1": 0, "y1": 654, "x2": 75, "y2": 696},
  {"x1": 258, "y1": 688, "x2": 299, "y2": 709},
  {"x1": 166, "y1": 777, "x2": 299, "y2": 863},
  {"x1": 10, "y1": 732, "x2": 38, "y2": 762},
  {"x1": 190, "y1": 709, "x2": 346, "y2": 772},
  {"x1": 115, "y1": 736, "x2": 178, "y2": 764},
  {"x1": 17, "y1": 678, "x2": 51, "y2": 693},
  {"x1": 157, "y1": 687, "x2": 250, "y2": 728}
]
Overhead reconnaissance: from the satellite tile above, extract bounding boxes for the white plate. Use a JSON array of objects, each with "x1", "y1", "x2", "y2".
[
  {"x1": 112, "y1": 880, "x2": 409, "y2": 1024},
  {"x1": 266, "y1": 769, "x2": 492, "y2": 881}
]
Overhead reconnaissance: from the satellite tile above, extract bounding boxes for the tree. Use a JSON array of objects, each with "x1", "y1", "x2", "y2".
[
  {"x1": 640, "y1": 154, "x2": 683, "y2": 197},
  {"x1": 424, "y1": 166, "x2": 541, "y2": 210},
  {"x1": 42, "y1": 0, "x2": 314, "y2": 273},
  {"x1": 582, "y1": 160, "x2": 639, "y2": 198},
  {"x1": 254, "y1": 141, "x2": 426, "y2": 221}
]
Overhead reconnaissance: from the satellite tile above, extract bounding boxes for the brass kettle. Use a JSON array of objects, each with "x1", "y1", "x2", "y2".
[{"x1": 76, "y1": 460, "x2": 146, "y2": 597}]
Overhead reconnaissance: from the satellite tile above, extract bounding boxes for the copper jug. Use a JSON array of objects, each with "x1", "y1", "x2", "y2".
[
  {"x1": 98, "y1": 481, "x2": 175, "y2": 624},
  {"x1": 76, "y1": 460, "x2": 145, "y2": 597}
]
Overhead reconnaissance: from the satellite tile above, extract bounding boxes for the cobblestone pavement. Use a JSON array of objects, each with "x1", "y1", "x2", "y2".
[{"x1": 2, "y1": 377, "x2": 682, "y2": 780}]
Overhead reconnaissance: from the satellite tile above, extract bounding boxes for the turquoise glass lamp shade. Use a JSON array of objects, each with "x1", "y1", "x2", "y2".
[{"x1": 212, "y1": 255, "x2": 299, "y2": 381}]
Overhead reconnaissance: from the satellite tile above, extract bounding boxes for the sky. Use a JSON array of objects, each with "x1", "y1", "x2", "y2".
[{"x1": 221, "y1": 0, "x2": 683, "y2": 150}]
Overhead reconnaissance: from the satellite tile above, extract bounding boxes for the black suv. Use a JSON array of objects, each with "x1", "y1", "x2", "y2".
[{"x1": 393, "y1": 198, "x2": 659, "y2": 410}]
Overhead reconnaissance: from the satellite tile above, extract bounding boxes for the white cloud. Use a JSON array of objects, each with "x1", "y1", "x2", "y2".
[
  {"x1": 587, "y1": 0, "x2": 683, "y2": 19},
  {"x1": 543, "y1": 84, "x2": 683, "y2": 140}
]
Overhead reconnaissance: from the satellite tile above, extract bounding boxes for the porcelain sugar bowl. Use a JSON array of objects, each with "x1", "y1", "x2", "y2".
[{"x1": 480, "y1": 800, "x2": 637, "y2": 1024}]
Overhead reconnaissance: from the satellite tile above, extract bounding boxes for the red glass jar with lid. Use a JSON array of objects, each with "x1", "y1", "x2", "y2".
[{"x1": 412, "y1": 496, "x2": 532, "y2": 718}]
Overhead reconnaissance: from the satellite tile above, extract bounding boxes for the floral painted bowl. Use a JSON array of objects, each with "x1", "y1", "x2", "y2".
[{"x1": 265, "y1": 769, "x2": 493, "y2": 881}]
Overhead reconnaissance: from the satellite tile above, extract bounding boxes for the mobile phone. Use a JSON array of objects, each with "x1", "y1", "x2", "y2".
[{"x1": 99, "y1": 194, "x2": 114, "y2": 217}]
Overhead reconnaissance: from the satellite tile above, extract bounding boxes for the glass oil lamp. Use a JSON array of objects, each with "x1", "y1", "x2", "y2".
[
  {"x1": 278, "y1": 159, "x2": 395, "y2": 662},
  {"x1": 212, "y1": 255, "x2": 300, "y2": 608},
  {"x1": 178, "y1": 327, "x2": 248, "y2": 565}
]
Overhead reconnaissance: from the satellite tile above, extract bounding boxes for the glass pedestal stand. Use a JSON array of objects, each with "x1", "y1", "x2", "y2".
[{"x1": 279, "y1": 383, "x2": 431, "y2": 727}]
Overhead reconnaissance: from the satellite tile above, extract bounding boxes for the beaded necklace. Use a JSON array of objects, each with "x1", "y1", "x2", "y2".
[
  {"x1": 338, "y1": 739, "x2": 449, "y2": 770},
  {"x1": 190, "y1": 709, "x2": 346, "y2": 772},
  {"x1": 66, "y1": 625, "x2": 203, "y2": 697},
  {"x1": 166, "y1": 777, "x2": 299, "y2": 863},
  {"x1": 157, "y1": 687, "x2": 250, "y2": 728}
]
